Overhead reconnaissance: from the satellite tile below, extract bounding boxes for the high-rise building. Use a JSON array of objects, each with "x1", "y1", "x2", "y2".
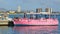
[
  {"x1": 45, "y1": 8, "x2": 52, "y2": 13},
  {"x1": 17, "y1": 6, "x2": 21, "y2": 12},
  {"x1": 36, "y1": 8, "x2": 42, "y2": 13}
]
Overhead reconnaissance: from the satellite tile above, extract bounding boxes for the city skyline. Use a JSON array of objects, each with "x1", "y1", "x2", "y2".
[{"x1": 0, "y1": 0, "x2": 60, "y2": 11}]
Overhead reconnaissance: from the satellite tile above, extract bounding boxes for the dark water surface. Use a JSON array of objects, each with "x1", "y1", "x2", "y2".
[{"x1": 0, "y1": 26, "x2": 60, "y2": 34}]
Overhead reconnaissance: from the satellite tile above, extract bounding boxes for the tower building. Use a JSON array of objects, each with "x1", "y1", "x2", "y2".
[
  {"x1": 45, "y1": 8, "x2": 52, "y2": 13},
  {"x1": 36, "y1": 8, "x2": 42, "y2": 13},
  {"x1": 17, "y1": 6, "x2": 21, "y2": 12}
]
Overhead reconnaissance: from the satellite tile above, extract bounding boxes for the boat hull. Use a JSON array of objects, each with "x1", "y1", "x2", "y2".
[
  {"x1": 13, "y1": 18, "x2": 58, "y2": 26},
  {"x1": 14, "y1": 24, "x2": 58, "y2": 26}
]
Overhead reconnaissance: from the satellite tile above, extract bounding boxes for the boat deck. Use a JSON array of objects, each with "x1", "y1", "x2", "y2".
[{"x1": 0, "y1": 20, "x2": 8, "y2": 26}]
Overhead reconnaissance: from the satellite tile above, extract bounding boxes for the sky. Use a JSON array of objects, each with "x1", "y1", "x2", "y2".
[{"x1": 0, "y1": 0, "x2": 60, "y2": 11}]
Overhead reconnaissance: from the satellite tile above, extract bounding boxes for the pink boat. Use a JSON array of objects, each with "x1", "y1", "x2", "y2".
[
  {"x1": 8, "y1": 18, "x2": 58, "y2": 26},
  {"x1": 8, "y1": 13, "x2": 59, "y2": 26}
]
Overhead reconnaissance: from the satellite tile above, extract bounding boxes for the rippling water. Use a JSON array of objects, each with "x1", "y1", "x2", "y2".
[{"x1": 0, "y1": 26, "x2": 60, "y2": 34}]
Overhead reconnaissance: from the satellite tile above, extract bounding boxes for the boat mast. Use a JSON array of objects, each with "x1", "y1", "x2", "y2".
[{"x1": 24, "y1": 12, "x2": 26, "y2": 18}]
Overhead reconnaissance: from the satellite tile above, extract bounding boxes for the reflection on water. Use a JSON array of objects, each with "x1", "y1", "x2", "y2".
[{"x1": 0, "y1": 26, "x2": 60, "y2": 34}]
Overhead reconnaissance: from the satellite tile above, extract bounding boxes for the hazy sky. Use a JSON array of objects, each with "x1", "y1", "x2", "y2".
[{"x1": 0, "y1": 0, "x2": 60, "y2": 11}]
